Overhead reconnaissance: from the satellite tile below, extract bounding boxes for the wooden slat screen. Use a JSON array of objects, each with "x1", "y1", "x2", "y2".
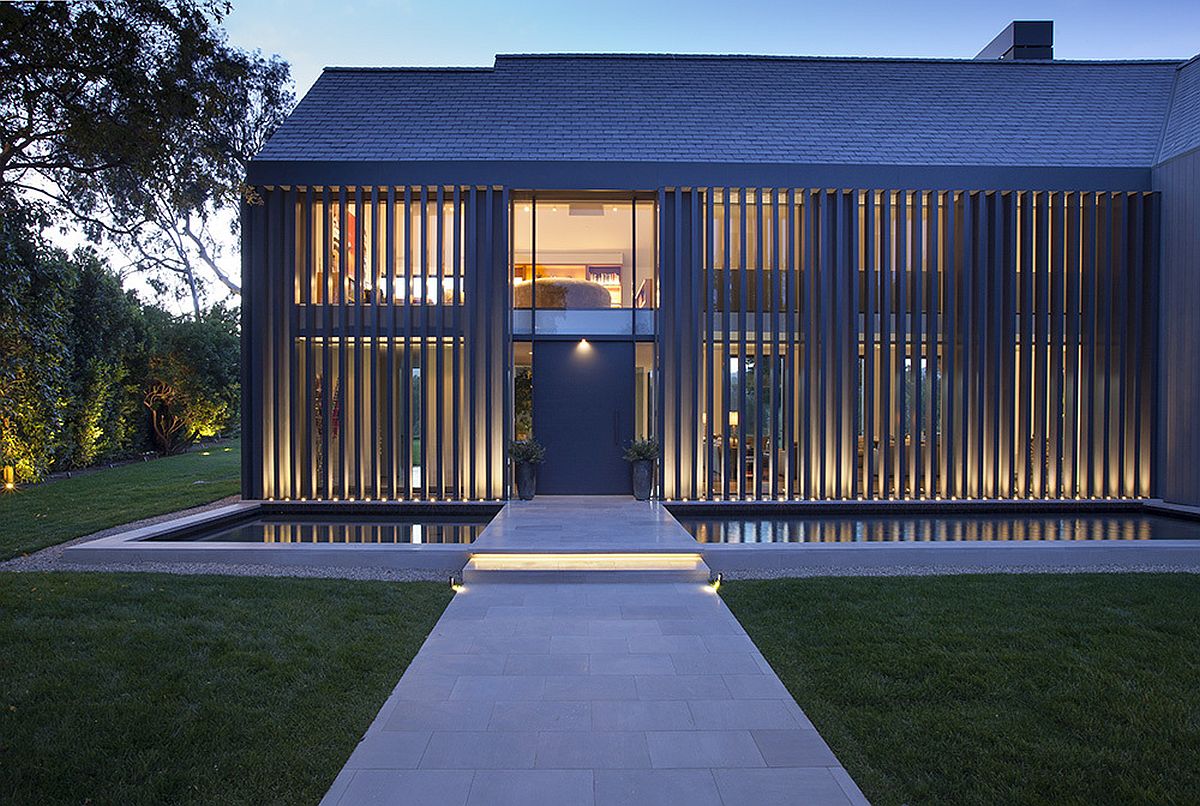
[
  {"x1": 660, "y1": 188, "x2": 1157, "y2": 501},
  {"x1": 246, "y1": 185, "x2": 509, "y2": 500}
]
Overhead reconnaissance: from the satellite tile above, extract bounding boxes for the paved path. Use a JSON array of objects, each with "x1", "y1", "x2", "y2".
[
  {"x1": 322, "y1": 498, "x2": 868, "y2": 805},
  {"x1": 471, "y1": 496, "x2": 700, "y2": 552}
]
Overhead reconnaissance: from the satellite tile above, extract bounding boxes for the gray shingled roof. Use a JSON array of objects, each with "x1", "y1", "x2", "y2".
[
  {"x1": 256, "y1": 54, "x2": 1184, "y2": 168},
  {"x1": 1160, "y1": 57, "x2": 1200, "y2": 163}
]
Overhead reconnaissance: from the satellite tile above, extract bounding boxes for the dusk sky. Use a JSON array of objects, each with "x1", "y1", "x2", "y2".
[{"x1": 226, "y1": 0, "x2": 1200, "y2": 98}]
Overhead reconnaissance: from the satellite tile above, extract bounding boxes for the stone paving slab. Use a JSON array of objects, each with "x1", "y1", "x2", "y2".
[
  {"x1": 322, "y1": 580, "x2": 869, "y2": 805},
  {"x1": 472, "y1": 496, "x2": 700, "y2": 552}
]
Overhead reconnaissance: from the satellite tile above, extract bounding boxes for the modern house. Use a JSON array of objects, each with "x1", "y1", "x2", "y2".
[{"x1": 242, "y1": 22, "x2": 1200, "y2": 506}]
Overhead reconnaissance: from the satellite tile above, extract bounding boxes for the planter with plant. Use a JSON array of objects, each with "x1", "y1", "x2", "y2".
[
  {"x1": 623, "y1": 438, "x2": 659, "y2": 501},
  {"x1": 507, "y1": 439, "x2": 545, "y2": 500}
]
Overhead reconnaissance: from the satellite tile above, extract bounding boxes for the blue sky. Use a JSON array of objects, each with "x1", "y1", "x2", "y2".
[{"x1": 226, "y1": 0, "x2": 1200, "y2": 98}]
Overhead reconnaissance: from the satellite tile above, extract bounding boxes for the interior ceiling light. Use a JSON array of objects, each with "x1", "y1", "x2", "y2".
[{"x1": 569, "y1": 202, "x2": 605, "y2": 216}]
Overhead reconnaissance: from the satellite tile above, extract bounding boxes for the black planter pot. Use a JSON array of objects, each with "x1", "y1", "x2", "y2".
[
  {"x1": 631, "y1": 459, "x2": 654, "y2": 501},
  {"x1": 515, "y1": 461, "x2": 537, "y2": 500}
]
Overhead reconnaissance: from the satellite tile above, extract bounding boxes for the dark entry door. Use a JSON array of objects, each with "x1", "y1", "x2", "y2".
[{"x1": 533, "y1": 340, "x2": 634, "y2": 494}]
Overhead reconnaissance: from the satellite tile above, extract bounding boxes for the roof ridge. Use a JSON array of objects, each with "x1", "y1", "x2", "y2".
[
  {"x1": 493, "y1": 52, "x2": 1185, "y2": 67},
  {"x1": 323, "y1": 66, "x2": 492, "y2": 73},
  {"x1": 319, "y1": 55, "x2": 1190, "y2": 72},
  {"x1": 1155, "y1": 67, "x2": 1183, "y2": 164}
]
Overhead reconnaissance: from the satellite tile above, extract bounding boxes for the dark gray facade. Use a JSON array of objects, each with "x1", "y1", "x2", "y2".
[
  {"x1": 241, "y1": 50, "x2": 1200, "y2": 504},
  {"x1": 1154, "y1": 58, "x2": 1200, "y2": 505}
]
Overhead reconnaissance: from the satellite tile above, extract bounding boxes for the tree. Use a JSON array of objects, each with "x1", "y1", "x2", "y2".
[
  {"x1": 121, "y1": 40, "x2": 292, "y2": 315},
  {"x1": 59, "y1": 250, "x2": 147, "y2": 468},
  {"x1": 0, "y1": 0, "x2": 293, "y2": 314},
  {"x1": 1, "y1": 191, "x2": 154, "y2": 478},
  {"x1": 142, "y1": 303, "x2": 240, "y2": 453}
]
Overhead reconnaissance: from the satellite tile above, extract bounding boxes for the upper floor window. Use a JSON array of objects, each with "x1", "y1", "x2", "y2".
[
  {"x1": 299, "y1": 192, "x2": 464, "y2": 306},
  {"x1": 513, "y1": 197, "x2": 656, "y2": 310}
]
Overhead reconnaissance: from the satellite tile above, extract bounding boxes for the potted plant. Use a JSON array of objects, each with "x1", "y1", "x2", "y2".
[
  {"x1": 623, "y1": 438, "x2": 659, "y2": 501},
  {"x1": 508, "y1": 438, "x2": 545, "y2": 500}
]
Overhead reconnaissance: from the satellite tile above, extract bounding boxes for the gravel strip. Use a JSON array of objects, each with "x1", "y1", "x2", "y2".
[
  {"x1": 717, "y1": 564, "x2": 1200, "y2": 580},
  {"x1": 3, "y1": 560, "x2": 453, "y2": 582}
]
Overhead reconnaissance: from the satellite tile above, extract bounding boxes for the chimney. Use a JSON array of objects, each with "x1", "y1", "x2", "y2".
[{"x1": 975, "y1": 21, "x2": 1053, "y2": 61}]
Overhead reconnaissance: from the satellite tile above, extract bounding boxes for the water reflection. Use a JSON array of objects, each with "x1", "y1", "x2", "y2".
[
  {"x1": 159, "y1": 518, "x2": 488, "y2": 544},
  {"x1": 676, "y1": 515, "x2": 1200, "y2": 544}
]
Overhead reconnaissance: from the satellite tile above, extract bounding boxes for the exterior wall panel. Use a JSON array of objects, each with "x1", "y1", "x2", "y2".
[{"x1": 1154, "y1": 149, "x2": 1200, "y2": 504}]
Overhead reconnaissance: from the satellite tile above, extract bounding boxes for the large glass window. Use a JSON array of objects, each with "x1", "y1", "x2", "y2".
[{"x1": 513, "y1": 197, "x2": 655, "y2": 309}]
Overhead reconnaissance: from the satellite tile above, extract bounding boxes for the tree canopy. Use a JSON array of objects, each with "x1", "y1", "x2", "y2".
[
  {"x1": 1, "y1": 1, "x2": 282, "y2": 480},
  {"x1": 0, "y1": 0, "x2": 293, "y2": 312}
]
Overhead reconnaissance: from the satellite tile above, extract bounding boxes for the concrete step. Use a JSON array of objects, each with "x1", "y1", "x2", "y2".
[{"x1": 461, "y1": 552, "x2": 711, "y2": 584}]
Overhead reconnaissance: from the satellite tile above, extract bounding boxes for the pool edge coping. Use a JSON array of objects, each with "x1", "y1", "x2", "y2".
[{"x1": 58, "y1": 497, "x2": 1200, "y2": 573}]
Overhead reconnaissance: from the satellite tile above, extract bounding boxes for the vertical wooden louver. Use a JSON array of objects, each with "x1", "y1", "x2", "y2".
[
  {"x1": 659, "y1": 188, "x2": 1158, "y2": 501},
  {"x1": 246, "y1": 184, "x2": 1156, "y2": 503},
  {"x1": 243, "y1": 185, "x2": 509, "y2": 500}
]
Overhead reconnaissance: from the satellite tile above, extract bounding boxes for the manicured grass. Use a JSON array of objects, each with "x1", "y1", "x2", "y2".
[
  {"x1": 0, "y1": 441, "x2": 241, "y2": 560},
  {"x1": 722, "y1": 574, "x2": 1200, "y2": 806},
  {"x1": 0, "y1": 572, "x2": 452, "y2": 805}
]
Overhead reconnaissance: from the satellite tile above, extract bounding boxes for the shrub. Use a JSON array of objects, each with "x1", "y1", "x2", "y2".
[
  {"x1": 0, "y1": 196, "x2": 241, "y2": 474},
  {"x1": 0, "y1": 198, "x2": 71, "y2": 482},
  {"x1": 507, "y1": 438, "x2": 545, "y2": 465},
  {"x1": 623, "y1": 438, "x2": 659, "y2": 462},
  {"x1": 142, "y1": 304, "x2": 240, "y2": 454},
  {"x1": 58, "y1": 251, "x2": 146, "y2": 468}
]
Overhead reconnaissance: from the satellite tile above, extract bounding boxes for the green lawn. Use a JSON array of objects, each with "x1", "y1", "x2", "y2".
[
  {"x1": 723, "y1": 573, "x2": 1200, "y2": 806},
  {"x1": 0, "y1": 572, "x2": 452, "y2": 805},
  {"x1": 0, "y1": 442, "x2": 241, "y2": 560}
]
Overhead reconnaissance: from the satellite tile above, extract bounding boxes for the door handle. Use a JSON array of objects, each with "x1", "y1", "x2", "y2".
[{"x1": 613, "y1": 411, "x2": 620, "y2": 446}]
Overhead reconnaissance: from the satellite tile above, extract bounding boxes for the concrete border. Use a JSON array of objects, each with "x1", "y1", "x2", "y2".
[
  {"x1": 675, "y1": 498, "x2": 1200, "y2": 573},
  {"x1": 60, "y1": 501, "x2": 497, "y2": 571},
  {"x1": 700, "y1": 536, "x2": 1200, "y2": 573},
  {"x1": 57, "y1": 497, "x2": 1200, "y2": 575}
]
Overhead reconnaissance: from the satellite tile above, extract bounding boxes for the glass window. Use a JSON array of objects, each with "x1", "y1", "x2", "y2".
[
  {"x1": 513, "y1": 198, "x2": 656, "y2": 310},
  {"x1": 634, "y1": 200, "x2": 655, "y2": 309},
  {"x1": 635, "y1": 342, "x2": 655, "y2": 440},
  {"x1": 513, "y1": 341, "x2": 533, "y2": 441},
  {"x1": 395, "y1": 199, "x2": 461, "y2": 306},
  {"x1": 513, "y1": 201, "x2": 533, "y2": 308}
]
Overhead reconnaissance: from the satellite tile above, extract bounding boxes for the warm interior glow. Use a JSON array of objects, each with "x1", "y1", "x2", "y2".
[{"x1": 512, "y1": 199, "x2": 655, "y2": 309}]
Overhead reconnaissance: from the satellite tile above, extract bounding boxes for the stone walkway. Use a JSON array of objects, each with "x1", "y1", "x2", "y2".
[
  {"x1": 321, "y1": 498, "x2": 868, "y2": 805},
  {"x1": 471, "y1": 496, "x2": 701, "y2": 552}
]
